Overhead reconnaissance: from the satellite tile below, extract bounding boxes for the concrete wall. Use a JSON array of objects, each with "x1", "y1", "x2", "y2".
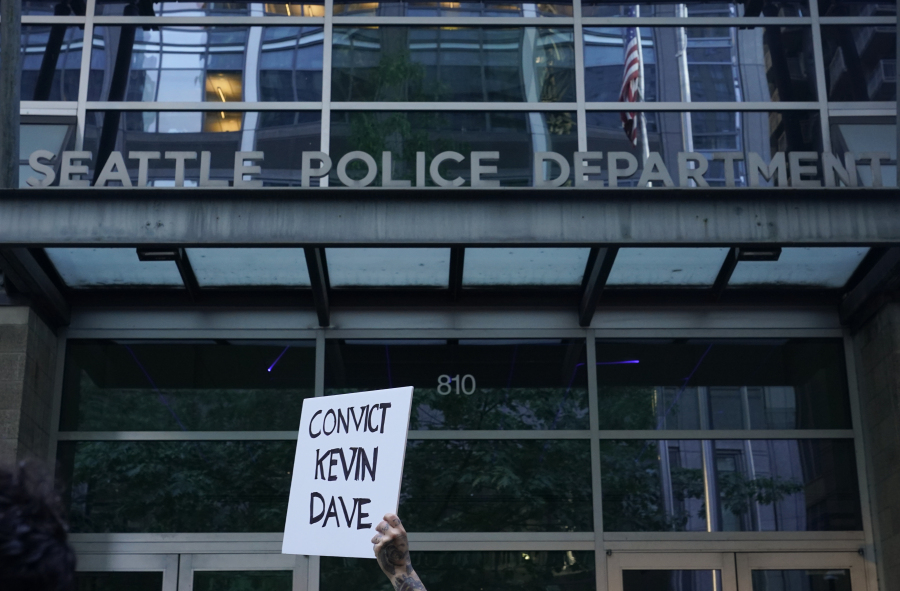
[
  {"x1": 853, "y1": 302, "x2": 900, "y2": 591},
  {"x1": 0, "y1": 306, "x2": 57, "y2": 466}
]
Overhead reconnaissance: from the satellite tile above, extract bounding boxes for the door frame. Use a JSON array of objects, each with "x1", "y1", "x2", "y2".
[
  {"x1": 607, "y1": 551, "x2": 738, "y2": 591},
  {"x1": 736, "y1": 551, "x2": 867, "y2": 590},
  {"x1": 76, "y1": 553, "x2": 179, "y2": 591},
  {"x1": 177, "y1": 553, "x2": 308, "y2": 591}
]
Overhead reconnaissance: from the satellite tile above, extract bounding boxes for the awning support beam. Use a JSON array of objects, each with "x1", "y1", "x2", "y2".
[
  {"x1": 449, "y1": 247, "x2": 465, "y2": 301},
  {"x1": 174, "y1": 248, "x2": 201, "y2": 302},
  {"x1": 578, "y1": 246, "x2": 618, "y2": 327},
  {"x1": 840, "y1": 247, "x2": 900, "y2": 329},
  {"x1": 711, "y1": 247, "x2": 739, "y2": 301},
  {"x1": 0, "y1": 248, "x2": 70, "y2": 327},
  {"x1": 304, "y1": 247, "x2": 330, "y2": 327}
]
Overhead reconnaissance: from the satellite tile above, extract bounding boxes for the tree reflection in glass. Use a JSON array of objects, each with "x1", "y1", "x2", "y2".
[
  {"x1": 325, "y1": 340, "x2": 589, "y2": 431},
  {"x1": 400, "y1": 440, "x2": 593, "y2": 532},
  {"x1": 600, "y1": 439, "x2": 862, "y2": 532}
]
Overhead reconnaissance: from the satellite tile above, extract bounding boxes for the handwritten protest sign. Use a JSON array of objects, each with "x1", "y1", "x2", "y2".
[{"x1": 282, "y1": 387, "x2": 414, "y2": 559}]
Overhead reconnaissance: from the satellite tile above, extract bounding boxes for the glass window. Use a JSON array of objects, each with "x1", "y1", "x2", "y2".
[
  {"x1": 334, "y1": 1, "x2": 574, "y2": 16},
  {"x1": 12, "y1": 25, "x2": 86, "y2": 100},
  {"x1": 729, "y1": 247, "x2": 870, "y2": 288},
  {"x1": 830, "y1": 121, "x2": 897, "y2": 187},
  {"x1": 584, "y1": 26, "x2": 816, "y2": 103},
  {"x1": 402, "y1": 439, "x2": 592, "y2": 531},
  {"x1": 600, "y1": 439, "x2": 862, "y2": 532},
  {"x1": 60, "y1": 340, "x2": 315, "y2": 431},
  {"x1": 607, "y1": 248, "x2": 730, "y2": 287},
  {"x1": 326, "y1": 248, "x2": 451, "y2": 287},
  {"x1": 186, "y1": 248, "x2": 312, "y2": 287},
  {"x1": 325, "y1": 339, "x2": 589, "y2": 430},
  {"x1": 57, "y1": 440, "x2": 295, "y2": 532},
  {"x1": 19, "y1": 119, "x2": 76, "y2": 188},
  {"x1": 463, "y1": 248, "x2": 590, "y2": 286},
  {"x1": 823, "y1": 26, "x2": 896, "y2": 102},
  {"x1": 45, "y1": 248, "x2": 184, "y2": 288},
  {"x1": 330, "y1": 111, "x2": 576, "y2": 187},
  {"x1": 22, "y1": 0, "x2": 83, "y2": 15},
  {"x1": 585, "y1": 111, "x2": 822, "y2": 187},
  {"x1": 92, "y1": 26, "x2": 323, "y2": 102},
  {"x1": 751, "y1": 569, "x2": 852, "y2": 590},
  {"x1": 75, "y1": 572, "x2": 163, "y2": 591},
  {"x1": 83, "y1": 111, "x2": 321, "y2": 187},
  {"x1": 21, "y1": 123, "x2": 73, "y2": 159},
  {"x1": 332, "y1": 27, "x2": 575, "y2": 102},
  {"x1": 322, "y1": 551, "x2": 596, "y2": 591},
  {"x1": 594, "y1": 339, "x2": 852, "y2": 430},
  {"x1": 582, "y1": 2, "x2": 807, "y2": 17},
  {"x1": 96, "y1": 1, "x2": 326, "y2": 16},
  {"x1": 193, "y1": 571, "x2": 293, "y2": 591},
  {"x1": 622, "y1": 570, "x2": 722, "y2": 591},
  {"x1": 818, "y1": 0, "x2": 894, "y2": 16}
]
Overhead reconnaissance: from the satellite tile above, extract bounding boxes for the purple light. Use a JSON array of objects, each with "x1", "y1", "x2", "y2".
[
  {"x1": 267, "y1": 346, "x2": 291, "y2": 372},
  {"x1": 597, "y1": 360, "x2": 640, "y2": 365}
]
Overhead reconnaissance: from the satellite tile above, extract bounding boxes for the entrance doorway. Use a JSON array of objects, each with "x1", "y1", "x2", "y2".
[
  {"x1": 608, "y1": 551, "x2": 866, "y2": 591},
  {"x1": 76, "y1": 553, "x2": 307, "y2": 591}
]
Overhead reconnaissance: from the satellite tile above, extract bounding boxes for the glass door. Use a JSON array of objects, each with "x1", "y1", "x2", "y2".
[
  {"x1": 177, "y1": 554, "x2": 307, "y2": 591},
  {"x1": 76, "y1": 554, "x2": 178, "y2": 591},
  {"x1": 76, "y1": 553, "x2": 306, "y2": 591},
  {"x1": 607, "y1": 552, "x2": 868, "y2": 591},
  {"x1": 607, "y1": 552, "x2": 738, "y2": 591},
  {"x1": 736, "y1": 552, "x2": 867, "y2": 591}
]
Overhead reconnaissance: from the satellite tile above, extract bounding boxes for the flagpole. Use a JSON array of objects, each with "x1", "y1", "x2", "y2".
[{"x1": 634, "y1": 7, "x2": 651, "y2": 164}]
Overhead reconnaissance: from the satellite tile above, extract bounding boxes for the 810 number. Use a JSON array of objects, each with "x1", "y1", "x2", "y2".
[{"x1": 437, "y1": 374, "x2": 476, "y2": 395}]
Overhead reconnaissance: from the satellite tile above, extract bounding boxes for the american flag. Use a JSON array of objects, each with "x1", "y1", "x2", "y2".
[{"x1": 618, "y1": 7, "x2": 642, "y2": 147}]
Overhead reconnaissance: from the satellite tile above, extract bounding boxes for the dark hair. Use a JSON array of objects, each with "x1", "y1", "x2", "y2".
[{"x1": 0, "y1": 462, "x2": 76, "y2": 591}]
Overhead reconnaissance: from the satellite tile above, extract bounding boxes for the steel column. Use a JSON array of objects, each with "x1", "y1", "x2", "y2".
[
  {"x1": 32, "y1": 2, "x2": 72, "y2": 101},
  {"x1": 93, "y1": 3, "x2": 138, "y2": 184}
]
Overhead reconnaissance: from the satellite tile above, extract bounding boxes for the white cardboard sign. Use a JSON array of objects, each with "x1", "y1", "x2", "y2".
[{"x1": 282, "y1": 387, "x2": 414, "y2": 559}]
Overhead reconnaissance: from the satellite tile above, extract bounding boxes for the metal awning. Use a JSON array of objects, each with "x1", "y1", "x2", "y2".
[
  {"x1": 0, "y1": 187, "x2": 898, "y2": 330},
  {"x1": 0, "y1": 187, "x2": 899, "y2": 246}
]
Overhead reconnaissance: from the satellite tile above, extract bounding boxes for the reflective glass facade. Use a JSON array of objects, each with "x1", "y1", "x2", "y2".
[
  {"x1": 6, "y1": 2, "x2": 896, "y2": 591},
  {"x1": 14, "y1": 0, "x2": 897, "y2": 188},
  {"x1": 56, "y1": 335, "x2": 868, "y2": 589}
]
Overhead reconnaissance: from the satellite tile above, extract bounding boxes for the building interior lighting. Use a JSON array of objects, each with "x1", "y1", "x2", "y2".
[{"x1": 216, "y1": 86, "x2": 227, "y2": 119}]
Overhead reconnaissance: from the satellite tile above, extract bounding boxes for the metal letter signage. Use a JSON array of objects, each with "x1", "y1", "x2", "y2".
[{"x1": 22, "y1": 149, "x2": 893, "y2": 189}]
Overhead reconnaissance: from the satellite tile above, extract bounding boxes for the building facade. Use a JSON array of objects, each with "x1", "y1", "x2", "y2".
[{"x1": 0, "y1": 0, "x2": 899, "y2": 590}]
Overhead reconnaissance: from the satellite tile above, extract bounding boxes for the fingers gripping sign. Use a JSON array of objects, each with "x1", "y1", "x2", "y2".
[
  {"x1": 372, "y1": 514, "x2": 426, "y2": 591},
  {"x1": 372, "y1": 514, "x2": 409, "y2": 576}
]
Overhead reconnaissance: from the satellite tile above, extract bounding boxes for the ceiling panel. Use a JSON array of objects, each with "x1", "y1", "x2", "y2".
[
  {"x1": 45, "y1": 248, "x2": 183, "y2": 288},
  {"x1": 463, "y1": 248, "x2": 590, "y2": 286},
  {"x1": 326, "y1": 248, "x2": 451, "y2": 287}
]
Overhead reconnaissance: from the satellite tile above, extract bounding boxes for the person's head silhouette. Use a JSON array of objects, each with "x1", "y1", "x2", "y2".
[{"x1": 0, "y1": 462, "x2": 75, "y2": 591}]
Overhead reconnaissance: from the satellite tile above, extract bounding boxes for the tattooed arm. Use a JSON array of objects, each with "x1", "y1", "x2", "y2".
[{"x1": 371, "y1": 513, "x2": 427, "y2": 591}]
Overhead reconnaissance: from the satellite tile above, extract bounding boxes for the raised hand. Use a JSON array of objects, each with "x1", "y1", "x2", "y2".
[{"x1": 371, "y1": 513, "x2": 426, "y2": 591}]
